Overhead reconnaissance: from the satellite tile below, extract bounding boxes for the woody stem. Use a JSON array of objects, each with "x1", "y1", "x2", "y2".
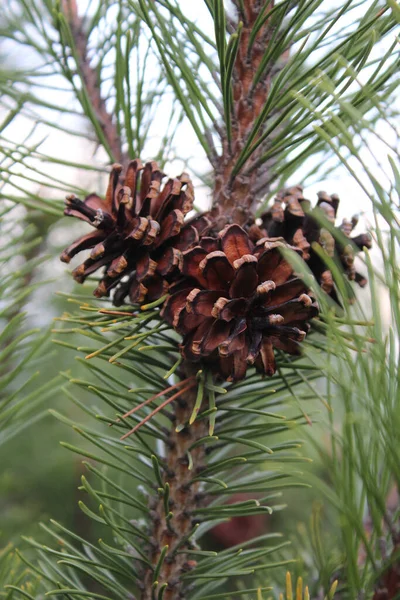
[
  {"x1": 140, "y1": 381, "x2": 208, "y2": 600},
  {"x1": 63, "y1": 0, "x2": 126, "y2": 163},
  {"x1": 213, "y1": 1, "x2": 280, "y2": 227}
]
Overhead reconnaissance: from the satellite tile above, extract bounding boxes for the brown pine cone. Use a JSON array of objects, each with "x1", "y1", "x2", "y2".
[
  {"x1": 260, "y1": 186, "x2": 372, "y2": 302},
  {"x1": 60, "y1": 160, "x2": 211, "y2": 303},
  {"x1": 161, "y1": 225, "x2": 318, "y2": 381}
]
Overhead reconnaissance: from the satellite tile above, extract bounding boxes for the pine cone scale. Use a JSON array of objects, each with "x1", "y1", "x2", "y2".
[
  {"x1": 60, "y1": 230, "x2": 106, "y2": 264},
  {"x1": 220, "y1": 224, "x2": 254, "y2": 263},
  {"x1": 200, "y1": 251, "x2": 235, "y2": 290},
  {"x1": 229, "y1": 255, "x2": 258, "y2": 298}
]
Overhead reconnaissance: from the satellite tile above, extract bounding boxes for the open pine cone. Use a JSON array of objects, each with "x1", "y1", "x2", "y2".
[
  {"x1": 260, "y1": 186, "x2": 372, "y2": 302},
  {"x1": 161, "y1": 225, "x2": 318, "y2": 381},
  {"x1": 60, "y1": 160, "x2": 211, "y2": 303}
]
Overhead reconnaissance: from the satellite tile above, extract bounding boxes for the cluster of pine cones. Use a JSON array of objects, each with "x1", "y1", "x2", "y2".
[{"x1": 61, "y1": 161, "x2": 371, "y2": 381}]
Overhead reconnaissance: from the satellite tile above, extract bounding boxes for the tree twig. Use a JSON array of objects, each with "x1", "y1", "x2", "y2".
[
  {"x1": 62, "y1": 0, "x2": 126, "y2": 163},
  {"x1": 140, "y1": 374, "x2": 208, "y2": 600},
  {"x1": 212, "y1": 1, "x2": 290, "y2": 227}
]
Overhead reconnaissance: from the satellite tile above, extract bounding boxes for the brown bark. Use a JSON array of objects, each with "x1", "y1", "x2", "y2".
[
  {"x1": 140, "y1": 383, "x2": 208, "y2": 600},
  {"x1": 59, "y1": 3, "x2": 289, "y2": 598},
  {"x1": 212, "y1": 1, "x2": 285, "y2": 227},
  {"x1": 62, "y1": 0, "x2": 125, "y2": 163}
]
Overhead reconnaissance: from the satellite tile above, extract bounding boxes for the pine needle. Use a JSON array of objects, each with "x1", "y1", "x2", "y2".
[
  {"x1": 120, "y1": 382, "x2": 197, "y2": 440},
  {"x1": 116, "y1": 376, "x2": 196, "y2": 423}
]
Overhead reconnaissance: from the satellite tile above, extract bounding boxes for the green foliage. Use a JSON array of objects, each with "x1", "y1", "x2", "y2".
[
  {"x1": 2, "y1": 0, "x2": 397, "y2": 188},
  {"x1": 0, "y1": 197, "x2": 59, "y2": 446},
  {"x1": 134, "y1": 0, "x2": 399, "y2": 186},
  {"x1": 301, "y1": 121, "x2": 400, "y2": 597},
  {"x1": 0, "y1": 545, "x2": 43, "y2": 600},
  {"x1": 0, "y1": 0, "x2": 187, "y2": 168},
  {"x1": 254, "y1": 107, "x2": 400, "y2": 597},
  {"x1": 7, "y1": 295, "x2": 327, "y2": 598}
]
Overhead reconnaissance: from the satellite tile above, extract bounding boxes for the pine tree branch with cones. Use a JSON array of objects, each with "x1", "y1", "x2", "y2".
[{"x1": 0, "y1": 1, "x2": 399, "y2": 599}]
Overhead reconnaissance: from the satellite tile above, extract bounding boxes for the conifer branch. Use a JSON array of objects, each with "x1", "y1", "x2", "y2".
[
  {"x1": 212, "y1": 0, "x2": 288, "y2": 227},
  {"x1": 1, "y1": 2, "x2": 400, "y2": 599},
  {"x1": 140, "y1": 377, "x2": 208, "y2": 600},
  {"x1": 62, "y1": 0, "x2": 126, "y2": 163}
]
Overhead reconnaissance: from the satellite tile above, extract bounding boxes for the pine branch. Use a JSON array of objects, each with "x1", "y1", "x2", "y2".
[
  {"x1": 0, "y1": 203, "x2": 59, "y2": 445},
  {"x1": 1, "y1": 1, "x2": 400, "y2": 599},
  {"x1": 14, "y1": 298, "x2": 323, "y2": 599},
  {"x1": 213, "y1": 0, "x2": 287, "y2": 226},
  {"x1": 139, "y1": 376, "x2": 208, "y2": 600},
  {"x1": 61, "y1": 0, "x2": 126, "y2": 163}
]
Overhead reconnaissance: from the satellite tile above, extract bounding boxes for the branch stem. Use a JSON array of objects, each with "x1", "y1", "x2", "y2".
[
  {"x1": 140, "y1": 369, "x2": 208, "y2": 600},
  {"x1": 62, "y1": 0, "x2": 125, "y2": 163},
  {"x1": 212, "y1": 1, "x2": 283, "y2": 227}
]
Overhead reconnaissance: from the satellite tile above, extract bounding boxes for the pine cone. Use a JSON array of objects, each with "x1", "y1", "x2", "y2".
[
  {"x1": 260, "y1": 186, "x2": 372, "y2": 302},
  {"x1": 161, "y1": 225, "x2": 318, "y2": 381},
  {"x1": 60, "y1": 160, "x2": 211, "y2": 303}
]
